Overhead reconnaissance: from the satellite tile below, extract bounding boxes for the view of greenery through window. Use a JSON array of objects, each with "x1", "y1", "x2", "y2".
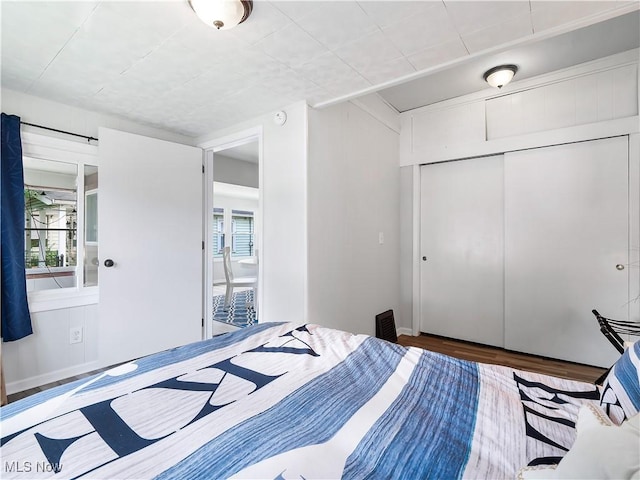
[
  {"x1": 23, "y1": 157, "x2": 98, "y2": 292},
  {"x1": 24, "y1": 187, "x2": 78, "y2": 270}
]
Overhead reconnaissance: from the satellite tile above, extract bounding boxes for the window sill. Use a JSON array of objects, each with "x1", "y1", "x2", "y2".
[
  {"x1": 212, "y1": 256, "x2": 252, "y2": 261},
  {"x1": 26, "y1": 267, "x2": 76, "y2": 279},
  {"x1": 28, "y1": 287, "x2": 99, "y2": 313}
]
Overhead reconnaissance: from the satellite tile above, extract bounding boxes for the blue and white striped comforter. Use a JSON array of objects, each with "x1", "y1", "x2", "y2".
[{"x1": 0, "y1": 322, "x2": 600, "y2": 479}]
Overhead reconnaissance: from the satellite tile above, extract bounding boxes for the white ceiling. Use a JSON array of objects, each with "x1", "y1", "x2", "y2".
[
  {"x1": 2, "y1": 1, "x2": 638, "y2": 138},
  {"x1": 219, "y1": 139, "x2": 260, "y2": 163}
]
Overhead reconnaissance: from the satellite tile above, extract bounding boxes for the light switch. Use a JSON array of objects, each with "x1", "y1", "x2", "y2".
[{"x1": 378, "y1": 232, "x2": 384, "y2": 244}]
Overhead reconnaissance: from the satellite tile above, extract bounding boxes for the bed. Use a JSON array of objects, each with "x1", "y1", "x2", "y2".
[{"x1": 1, "y1": 322, "x2": 638, "y2": 479}]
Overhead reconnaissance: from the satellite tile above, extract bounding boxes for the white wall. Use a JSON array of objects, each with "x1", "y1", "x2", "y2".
[
  {"x1": 306, "y1": 100, "x2": 401, "y2": 336},
  {"x1": 2, "y1": 90, "x2": 196, "y2": 394},
  {"x1": 399, "y1": 166, "x2": 414, "y2": 333},
  {"x1": 399, "y1": 49, "x2": 639, "y2": 166},
  {"x1": 214, "y1": 154, "x2": 258, "y2": 188},
  {"x1": 23, "y1": 169, "x2": 76, "y2": 189},
  {"x1": 4, "y1": 305, "x2": 99, "y2": 393},
  {"x1": 198, "y1": 101, "x2": 308, "y2": 325},
  {"x1": 213, "y1": 192, "x2": 259, "y2": 219}
]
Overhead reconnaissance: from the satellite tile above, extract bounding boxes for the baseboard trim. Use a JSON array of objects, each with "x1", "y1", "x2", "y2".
[
  {"x1": 6, "y1": 360, "x2": 100, "y2": 395},
  {"x1": 397, "y1": 327, "x2": 413, "y2": 337}
]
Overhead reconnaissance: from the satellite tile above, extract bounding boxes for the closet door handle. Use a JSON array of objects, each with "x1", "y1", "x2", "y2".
[
  {"x1": 616, "y1": 264, "x2": 625, "y2": 271},
  {"x1": 104, "y1": 259, "x2": 115, "y2": 268}
]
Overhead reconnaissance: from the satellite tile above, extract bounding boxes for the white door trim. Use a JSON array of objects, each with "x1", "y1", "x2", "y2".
[
  {"x1": 200, "y1": 127, "x2": 263, "y2": 339},
  {"x1": 411, "y1": 164, "x2": 421, "y2": 336},
  {"x1": 628, "y1": 133, "x2": 640, "y2": 328}
]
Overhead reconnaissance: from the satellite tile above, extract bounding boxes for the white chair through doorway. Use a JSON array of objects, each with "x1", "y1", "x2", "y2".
[{"x1": 222, "y1": 246, "x2": 257, "y2": 309}]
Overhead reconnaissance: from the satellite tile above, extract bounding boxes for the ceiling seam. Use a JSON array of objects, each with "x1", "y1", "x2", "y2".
[{"x1": 25, "y1": 2, "x2": 102, "y2": 95}]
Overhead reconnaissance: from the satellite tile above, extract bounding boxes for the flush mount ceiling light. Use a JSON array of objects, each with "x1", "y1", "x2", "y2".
[
  {"x1": 188, "y1": 0, "x2": 253, "y2": 30},
  {"x1": 483, "y1": 64, "x2": 518, "y2": 89}
]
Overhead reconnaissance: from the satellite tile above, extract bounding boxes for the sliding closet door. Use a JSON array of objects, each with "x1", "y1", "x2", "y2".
[
  {"x1": 505, "y1": 137, "x2": 628, "y2": 367},
  {"x1": 420, "y1": 155, "x2": 504, "y2": 347}
]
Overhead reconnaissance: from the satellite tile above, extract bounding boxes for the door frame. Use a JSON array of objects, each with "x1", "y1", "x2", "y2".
[
  {"x1": 200, "y1": 127, "x2": 263, "y2": 339},
  {"x1": 629, "y1": 133, "x2": 640, "y2": 326}
]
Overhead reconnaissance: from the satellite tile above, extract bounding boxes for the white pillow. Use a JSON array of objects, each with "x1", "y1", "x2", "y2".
[{"x1": 516, "y1": 404, "x2": 639, "y2": 480}]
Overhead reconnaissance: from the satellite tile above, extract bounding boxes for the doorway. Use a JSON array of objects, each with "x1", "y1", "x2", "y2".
[{"x1": 204, "y1": 133, "x2": 261, "y2": 338}]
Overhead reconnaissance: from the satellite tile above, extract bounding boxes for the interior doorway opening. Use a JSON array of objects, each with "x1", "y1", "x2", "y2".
[{"x1": 204, "y1": 134, "x2": 261, "y2": 338}]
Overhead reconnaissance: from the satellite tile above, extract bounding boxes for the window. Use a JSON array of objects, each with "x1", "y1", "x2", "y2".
[
  {"x1": 211, "y1": 182, "x2": 257, "y2": 262},
  {"x1": 84, "y1": 165, "x2": 99, "y2": 287},
  {"x1": 212, "y1": 207, "x2": 255, "y2": 258},
  {"x1": 213, "y1": 208, "x2": 225, "y2": 257},
  {"x1": 23, "y1": 156, "x2": 98, "y2": 293},
  {"x1": 231, "y1": 210, "x2": 254, "y2": 257}
]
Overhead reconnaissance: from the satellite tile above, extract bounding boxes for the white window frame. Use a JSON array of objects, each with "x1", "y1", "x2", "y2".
[
  {"x1": 213, "y1": 209, "x2": 225, "y2": 257},
  {"x1": 230, "y1": 211, "x2": 254, "y2": 257},
  {"x1": 85, "y1": 187, "x2": 99, "y2": 245},
  {"x1": 21, "y1": 132, "x2": 99, "y2": 312}
]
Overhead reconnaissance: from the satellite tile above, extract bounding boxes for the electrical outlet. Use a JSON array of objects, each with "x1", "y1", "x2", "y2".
[{"x1": 70, "y1": 327, "x2": 83, "y2": 344}]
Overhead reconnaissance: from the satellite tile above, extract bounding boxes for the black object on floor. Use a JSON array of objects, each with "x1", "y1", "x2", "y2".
[{"x1": 376, "y1": 309, "x2": 397, "y2": 343}]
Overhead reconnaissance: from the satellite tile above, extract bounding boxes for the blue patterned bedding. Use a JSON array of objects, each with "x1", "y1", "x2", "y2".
[{"x1": 0, "y1": 323, "x2": 600, "y2": 479}]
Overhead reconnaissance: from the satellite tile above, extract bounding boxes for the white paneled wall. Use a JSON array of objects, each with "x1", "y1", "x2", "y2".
[
  {"x1": 4, "y1": 304, "x2": 99, "y2": 394},
  {"x1": 307, "y1": 99, "x2": 401, "y2": 336},
  {"x1": 399, "y1": 165, "x2": 415, "y2": 334},
  {"x1": 412, "y1": 101, "x2": 485, "y2": 153},
  {"x1": 486, "y1": 64, "x2": 638, "y2": 139},
  {"x1": 198, "y1": 101, "x2": 309, "y2": 326},
  {"x1": 400, "y1": 49, "x2": 639, "y2": 166}
]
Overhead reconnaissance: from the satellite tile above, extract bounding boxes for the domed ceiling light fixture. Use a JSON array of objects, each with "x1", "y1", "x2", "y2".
[
  {"x1": 188, "y1": 0, "x2": 253, "y2": 30},
  {"x1": 483, "y1": 64, "x2": 518, "y2": 89}
]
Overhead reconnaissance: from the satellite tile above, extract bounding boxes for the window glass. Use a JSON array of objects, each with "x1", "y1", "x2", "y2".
[
  {"x1": 213, "y1": 208, "x2": 224, "y2": 257},
  {"x1": 84, "y1": 165, "x2": 99, "y2": 287},
  {"x1": 24, "y1": 157, "x2": 78, "y2": 291},
  {"x1": 231, "y1": 210, "x2": 254, "y2": 257}
]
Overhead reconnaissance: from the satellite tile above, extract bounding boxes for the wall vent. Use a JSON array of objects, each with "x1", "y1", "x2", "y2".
[{"x1": 375, "y1": 310, "x2": 397, "y2": 343}]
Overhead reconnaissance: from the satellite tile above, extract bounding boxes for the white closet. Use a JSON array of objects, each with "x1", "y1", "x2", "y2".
[
  {"x1": 420, "y1": 136, "x2": 629, "y2": 367},
  {"x1": 504, "y1": 137, "x2": 628, "y2": 367},
  {"x1": 420, "y1": 155, "x2": 504, "y2": 347}
]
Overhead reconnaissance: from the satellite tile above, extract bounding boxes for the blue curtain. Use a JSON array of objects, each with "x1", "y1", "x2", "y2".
[{"x1": 1, "y1": 113, "x2": 33, "y2": 341}]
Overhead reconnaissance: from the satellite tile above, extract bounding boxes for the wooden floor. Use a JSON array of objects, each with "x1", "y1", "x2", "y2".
[
  {"x1": 6, "y1": 332, "x2": 607, "y2": 404},
  {"x1": 397, "y1": 333, "x2": 607, "y2": 383},
  {"x1": 6, "y1": 366, "x2": 111, "y2": 404}
]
